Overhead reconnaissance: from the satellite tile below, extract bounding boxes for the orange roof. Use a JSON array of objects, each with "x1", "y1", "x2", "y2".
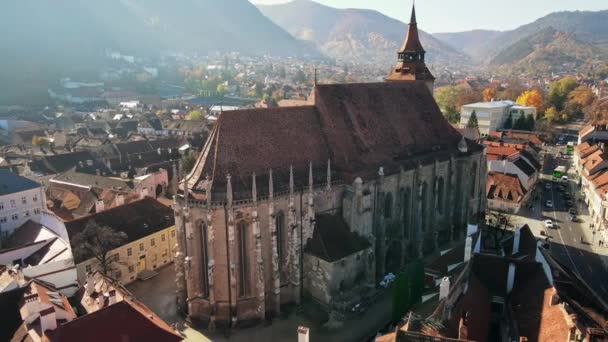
[
  {"x1": 486, "y1": 172, "x2": 526, "y2": 203},
  {"x1": 485, "y1": 145, "x2": 519, "y2": 158}
]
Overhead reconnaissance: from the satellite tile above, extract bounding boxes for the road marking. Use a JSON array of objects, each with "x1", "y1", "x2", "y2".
[{"x1": 551, "y1": 188, "x2": 582, "y2": 276}]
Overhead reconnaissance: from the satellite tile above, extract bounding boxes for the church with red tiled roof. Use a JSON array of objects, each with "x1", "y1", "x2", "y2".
[{"x1": 172, "y1": 4, "x2": 486, "y2": 329}]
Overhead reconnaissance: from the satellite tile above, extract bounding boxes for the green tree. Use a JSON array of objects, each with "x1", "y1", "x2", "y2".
[
  {"x1": 185, "y1": 110, "x2": 203, "y2": 121},
  {"x1": 293, "y1": 69, "x2": 307, "y2": 84},
  {"x1": 181, "y1": 152, "x2": 197, "y2": 174},
  {"x1": 548, "y1": 77, "x2": 578, "y2": 111},
  {"x1": 71, "y1": 221, "x2": 128, "y2": 274},
  {"x1": 467, "y1": 110, "x2": 479, "y2": 128},
  {"x1": 504, "y1": 112, "x2": 513, "y2": 129},
  {"x1": 513, "y1": 114, "x2": 527, "y2": 130},
  {"x1": 544, "y1": 106, "x2": 558, "y2": 122},
  {"x1": 525, "y1": 114, "x2": 535, "y2": 131},
  {"x1": 435, "y1": 86, "x2": 465, "y2": 123}
]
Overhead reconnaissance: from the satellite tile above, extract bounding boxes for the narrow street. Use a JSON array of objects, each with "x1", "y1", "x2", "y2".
[{"x1": 506, "y1": 140, "x2": 608, "y2": 305}]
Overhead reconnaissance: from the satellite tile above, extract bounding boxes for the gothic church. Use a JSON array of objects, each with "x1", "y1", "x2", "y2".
[{"x1": 172, "y1": 5, "x2": 486, "y2": 328}]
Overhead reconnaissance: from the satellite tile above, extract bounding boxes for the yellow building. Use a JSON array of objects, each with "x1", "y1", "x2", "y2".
[{"x1": 65, "y1": 197, "x2": 176, "y2": 285}]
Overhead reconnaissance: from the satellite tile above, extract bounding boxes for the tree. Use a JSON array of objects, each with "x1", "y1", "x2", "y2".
[
  {"x1": 185, "y1": 110, "x2": 203, "y2": 121},
  {"x1": 587, "y1": 99, "x2": 608, "y2": 122},
  {"x1": 567, "y1": 85, "x2": 596, "y2": 109},
  {"x1": 435, "y1": 86, "x2": 464, "y2": 114},
  {"x1": 181, "y1": 152, "x2": 197, "y2": 174},
  {"x1": 504, "y1": 112, "x2": 513, "y2": 129},
  {"x1": 548, "y1": 77, "x2": 578, "y2": 111},
  {"x1": 455, "y1": 90, "x2": 483, "y2": 112},
  {"x1": 544, "y1": 106, "x2": 558, "y2": 122},
  {"x1": 292, "y1": 69, "x2": 307, "y2": 84},
  {"x1": 525, "y1": 114, "x2": 535, "y2": 131},
  {"x1": 516, "y1": 90, "x2": 544, "y2": 112},
  {"x1": 513, "y1": 114, "x2": 527, "y2": 130},
  {"x1": 71, "y1": 221, "x2": 128, "y2": 274},
  {"x1": 482, "y1": 87, "x2": 497, "y2": 102},
  {"x1": 467, "y1": 110, "x2": 479, "y2": 128}
]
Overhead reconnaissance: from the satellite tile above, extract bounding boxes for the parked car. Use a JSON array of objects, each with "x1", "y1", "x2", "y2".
[
  {"x1": 561, "y1": 176, "x2": 569, "y2": 183},
  {"x1": 546, "y1": 200, "x2": 553, "y2": 208},
  {"x1": 566, "y1": 200, "x2": 574, "y2": 207},
  {"x1": 544, "y1": 220, "x2": 554, "y2": 229},
  {"x1": 545, "y1": 182, "x2": 552, "y2": 189},
  {"x1": 570, "y1": 215, "x2": 578, "y2": 222},
  {"x1": 568, "y1": 208, "x2": 577, "y2": 215}
]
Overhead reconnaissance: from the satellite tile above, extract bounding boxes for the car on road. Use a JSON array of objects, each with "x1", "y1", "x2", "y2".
[
  {"x1": 568, "y1": 208, "x2": 577, "y2": 215},
  {"x1": 544, "y1": 220, "x2": 554, "y2": 229},
  {"x1": 545, "y1": 200, "x2": 553, "y2": 208},
  {"x1": 545, "y1": 182, "x2": 552, "y2": 189},
  {"x1": 566, "y1": 200, "x2": 574, "y2": 207},
  {"x1": 570, "y1": 215, "x2": 579, "y2": 222},
  {"x1": 561, "y1": 175, "x2": 569, "y2": 182}
]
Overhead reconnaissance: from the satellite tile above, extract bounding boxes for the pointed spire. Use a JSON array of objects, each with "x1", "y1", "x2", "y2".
[
  {"x1": 252, "y1": 172, "x2": 257, "y2": 203},
  {"x1": 289, "y1": 166, "x2": 294, "y2": 197},
  {"x1": 410, "y1": 1, "x2": 417, "y2": 24},
  {"x1": 226, "y1": 174, "x2": 233, "y2": 207},
  {"x1": 326, "y1": 159, "x2": 331, "y2": 190},
  {"x1": 269, "y1": 168, "x2": 274, "y2": 199},
  {"x1": 308, "y1": 162, "x2": 313, "y2": 193}
]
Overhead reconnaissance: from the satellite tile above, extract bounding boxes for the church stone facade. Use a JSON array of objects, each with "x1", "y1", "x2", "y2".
[{"x1": 172, "y1": 5, "x2": 486, "y2": 329}]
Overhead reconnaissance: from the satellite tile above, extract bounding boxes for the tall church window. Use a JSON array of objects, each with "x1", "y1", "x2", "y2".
[
  {"x1": 237, "y1": 221, "x2": 250, "y2": 297},
  {"x1": 420, "y1": 182, "x2": 428, "y2": 231},
  {"x1": 384, "y1": 193, "x2": 393, "y2": 219},
  {"x1": 437, "y1": 178, "x2": 444, "y2": 214},
  {"x1": 200, "y1": 222, "x2": 209, "y2": 298},
  {"x1": 401, "y1": 188, "x2": 410, "y2": 238},
  {"x1": 275, "y1": 211, "x2": 287, "y2": 281}
]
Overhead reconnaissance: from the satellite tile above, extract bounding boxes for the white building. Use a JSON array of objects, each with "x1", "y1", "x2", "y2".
[
  {"x1": 0, "y1": 171, "x2": 46, "y2": 239},
  {"x1": 0, "y1": 212, "x2": 78, "y2": 296},
  {"x1": 460, "y1": 100, "x2": 536, "y2": 136}
]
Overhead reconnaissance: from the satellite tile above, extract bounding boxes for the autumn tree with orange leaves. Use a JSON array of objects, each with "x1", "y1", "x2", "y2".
[{"x1": 516, "y1": 90, "x2": 544, "y2": 114}]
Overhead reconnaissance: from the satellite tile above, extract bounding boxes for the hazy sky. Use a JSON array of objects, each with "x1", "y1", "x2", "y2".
[{"x1": 252, "y1": 0, "x2": 607, "y2": 33}]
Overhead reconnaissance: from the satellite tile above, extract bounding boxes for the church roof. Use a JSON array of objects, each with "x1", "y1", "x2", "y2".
[{"x1": 186, "y1": 81, "x2": 467, "y2": 200}]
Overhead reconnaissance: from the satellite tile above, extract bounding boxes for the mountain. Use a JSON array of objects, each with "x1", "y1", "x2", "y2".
[
  {"x1": 490, "y1": 27, "x2": 606, "y2": 75},
  {"x1": 257, "y1": 0, "x2": 471, "y2": 67},
  {"x1": 0, "y1": 0, "x2": 317, "y2": 104},
  {"x1": 433, "y1": 30, "x2": 502, "y2": 61},
  {"x1": 434, "y1": 10, "x2": 608, "y2": 63}
]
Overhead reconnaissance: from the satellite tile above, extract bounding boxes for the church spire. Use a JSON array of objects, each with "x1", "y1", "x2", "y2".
[
  {"x1": 385, "y1": 1, "x2": 435, "y2": 92},
  {"x1": 410, "y1": 2, "x2": 417, "y2": 24},
  {"x1": 399, "y1": 3, "x2": 424, "y2": 55}
]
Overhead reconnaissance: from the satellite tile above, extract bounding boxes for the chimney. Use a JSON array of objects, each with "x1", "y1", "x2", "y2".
[
  {"x1": 298, "y1": 326, "x2": 310, "y2": 342},
  {"x1": 86, "y1": 273, "x2": 95, "y2": 295},
  {"x1": 507, "y1": 262, "x2": 516, "y2": 294},
  {"x1": 513, "y1": 227, "x2": 521, "y2": 255},
  {"x1": 464, "y1": 236, "x2": 472, "y2": 263},
  {"x1": 439, "y1": 277, "x2": 450, "y2": 300},
  {"x1": 95, "y1": 200, "x2": 105, "y2": 213},
  {"x1": 40, "y1": 307, "x2": 57, "y2": 333},
  {"x1": 108, "y1": 290, "x2": 117, "y2": 305}
]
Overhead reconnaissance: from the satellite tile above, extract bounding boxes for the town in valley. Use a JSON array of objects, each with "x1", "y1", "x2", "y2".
[{"x1": 0, "y1": 1, "x2": 607, "y2": 341}]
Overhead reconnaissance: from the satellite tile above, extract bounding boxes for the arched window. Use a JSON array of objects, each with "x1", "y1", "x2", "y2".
[
  {"x1": 401, "y1": 188, "x2": 410, "y2": 238},
  {"x1": 437, "y1": 178, "x2": 444, "y2": 214},
  {"x1": 384, "y1": 193, "x2": 393, "y2": 219},
  {"x1": 200, "y1": 222, "x2": 209, "y2": 298},
  {"x1": 275, "y1": 211, "x2": 286, "y2": 277},
  {"x1": 237, "y1": 221, "x2": 250, "y2": 297},
  {"x1": 420, "y1": 182, "x2": 428, "y2": 231}
]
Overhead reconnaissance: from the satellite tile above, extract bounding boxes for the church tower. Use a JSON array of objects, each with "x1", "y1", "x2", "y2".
[{"x1": 386, "y1": 4, "x2": 435, "y2": 93}]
